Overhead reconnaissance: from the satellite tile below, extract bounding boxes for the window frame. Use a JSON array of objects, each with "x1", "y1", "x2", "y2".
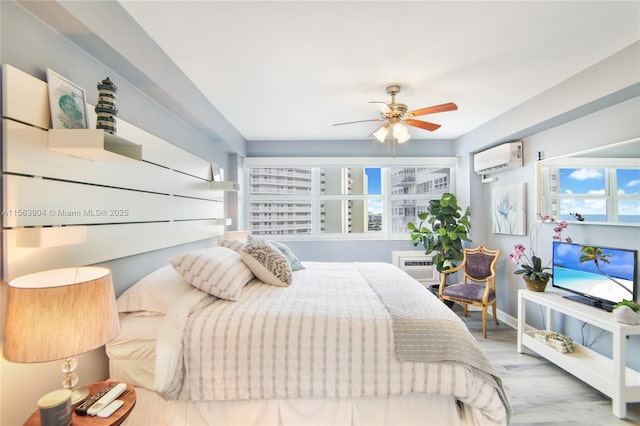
[
  {"x1": 243, "y1": 157, "x2": 459, "y2": 240},
  {"x1": 538, "y1": 157, "x2": 640, "y2": 226}
]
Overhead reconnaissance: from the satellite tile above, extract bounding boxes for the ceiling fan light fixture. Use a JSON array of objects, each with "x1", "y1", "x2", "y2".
[
  {"x1": 372, "y1": 125, "x2": 388, "y2": 143},
  {"x1": 393, "y1": 123, "x2": 410, "y2": 143},
  {"x1": 397, "y1": 133, "x2": 411, "y2": 144}
]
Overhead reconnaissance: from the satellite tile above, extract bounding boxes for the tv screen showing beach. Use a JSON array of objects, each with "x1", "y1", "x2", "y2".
[{"x1": 552, "y1": 242, "x2": 636, "y2": 304}]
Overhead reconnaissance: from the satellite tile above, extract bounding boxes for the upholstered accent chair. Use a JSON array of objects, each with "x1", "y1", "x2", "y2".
[{"x1": 439, "y1": 246, "x2": 501, "y2": 338}]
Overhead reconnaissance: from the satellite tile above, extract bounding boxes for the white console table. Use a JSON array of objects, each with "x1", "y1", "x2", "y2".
[{"x1": 517, "y1": 290, "x2": 640, "y2": 418}]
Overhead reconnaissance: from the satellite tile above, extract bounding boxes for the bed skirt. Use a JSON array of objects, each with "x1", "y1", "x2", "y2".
[{"x1": 120, "y1": 386, "x2": 483, "y2": 426}]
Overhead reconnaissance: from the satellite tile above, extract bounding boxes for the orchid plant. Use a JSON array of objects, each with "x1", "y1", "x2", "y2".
[{"x1": 509, "y1": 215, "x2": 572, "y2": 283}]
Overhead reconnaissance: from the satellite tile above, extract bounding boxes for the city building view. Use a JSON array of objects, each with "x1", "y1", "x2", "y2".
[{"x1": 247, "y1": 166, "x2": 450, "y2": 236}]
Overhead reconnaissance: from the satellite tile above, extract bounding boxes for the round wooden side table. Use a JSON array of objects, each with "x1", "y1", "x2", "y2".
[{"x1": 24, "y1": 382, "x2": 136, "y2": 426}]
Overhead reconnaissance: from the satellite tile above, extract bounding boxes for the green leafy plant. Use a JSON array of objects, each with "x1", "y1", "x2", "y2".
[
  {"x1": 613, "y1": 299, "x2": 640, "y2": 312},
  {"x1": 407, "y1": 193, "x2": 471, "y2": 273}
]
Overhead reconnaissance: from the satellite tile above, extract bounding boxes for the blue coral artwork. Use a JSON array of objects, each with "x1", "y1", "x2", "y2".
[
  {"x1": 46, "y1": 68, "x2": 89, "y2": 129},
  {"x1": 492, "y1": 183, "x2": 526, "y2": 235}
]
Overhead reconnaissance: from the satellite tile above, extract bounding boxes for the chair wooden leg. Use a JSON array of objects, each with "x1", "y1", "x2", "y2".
[
  {"x1": 482, "y1": 307, "x2": 488, "y2": 338},
  {"x1": 492, "y1": 303, "x2": 499, "y2": 325},
  {"x1": 463, "y1": 304, "x2": 468, "y2": 317}
]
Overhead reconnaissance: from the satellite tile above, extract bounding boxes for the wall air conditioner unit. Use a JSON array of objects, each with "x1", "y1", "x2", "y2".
[
  {"x1": 392, "y1": 250, "x2": 439, "y2": 284},
  {"x1": 473, "y1": 141, "x2": 523, "y2": 175}
]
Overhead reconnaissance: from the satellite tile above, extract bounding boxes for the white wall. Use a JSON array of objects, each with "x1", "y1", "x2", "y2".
[{"x1": 0, "y1": 2, "x2": 232, "y2": 424}]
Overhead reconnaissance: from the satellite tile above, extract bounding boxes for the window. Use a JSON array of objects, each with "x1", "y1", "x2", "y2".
[
  {"x1": 390, "y1": 167, "x2": 451, "y2": 234},
  {"x1": 244, "y1": 158, "x2": 458, "y2": 238},
  {"x1": 543, "y1": 166, "x2": 639, "y2": 224}
]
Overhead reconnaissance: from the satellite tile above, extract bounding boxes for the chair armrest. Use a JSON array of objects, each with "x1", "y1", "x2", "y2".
[{"x1": 441, "y1": 263, "x2": 464, "y2": 276}]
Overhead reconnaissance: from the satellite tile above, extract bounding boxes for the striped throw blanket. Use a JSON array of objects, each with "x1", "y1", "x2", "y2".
[{"x1": 155, "y1": 262, "x2": 509, "y2": 425}]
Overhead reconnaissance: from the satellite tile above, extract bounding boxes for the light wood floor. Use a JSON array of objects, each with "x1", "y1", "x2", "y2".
[{"x1": 451, "y1": 305, "x2": 640, "y2": 425}]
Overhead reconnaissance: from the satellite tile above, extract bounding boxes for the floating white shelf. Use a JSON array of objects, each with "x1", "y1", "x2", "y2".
[
  {"x1": 48, "y1": 129, "x2": 142, "y2": 161},
  {"x1": 210, "y1": 181, "x2": 239, "y2": 191},
  {"x1": 16, "y1": 226, "x2": 87, "y2": 247}
]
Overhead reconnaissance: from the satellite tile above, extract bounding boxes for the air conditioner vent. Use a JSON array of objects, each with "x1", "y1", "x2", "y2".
[{"x1": 474, "y1": 141, "x2": 523, "y2": 175}]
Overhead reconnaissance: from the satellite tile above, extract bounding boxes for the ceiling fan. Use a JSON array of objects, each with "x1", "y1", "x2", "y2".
[{"x1": 333, "y1": 85, "x2": 458, "y2": 149}]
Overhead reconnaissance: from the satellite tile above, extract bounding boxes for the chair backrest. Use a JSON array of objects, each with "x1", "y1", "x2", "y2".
[{"x1": 464, "y1": 246, "x2": 500, "y2": 282}]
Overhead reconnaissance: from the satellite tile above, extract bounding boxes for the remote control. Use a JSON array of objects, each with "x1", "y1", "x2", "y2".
[
  {"x1": 75, "y1": 383, "x2": 117, "y2": 416},
  {"x1": 97, "y1": 399, "x2": 124, "y2": 418},
  {"x1": 86, "y1": 382, "x2": 127, "y2": 416}
]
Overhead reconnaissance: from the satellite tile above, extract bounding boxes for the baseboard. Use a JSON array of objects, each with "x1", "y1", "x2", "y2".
[
  {"x1": 468, "y1": 306, "x2": 517, "y2": 328},
  {"x1": 453, "y1": 305, "x2": 517, "y2": 329},
  {"x1": 496, "y1": 309, "x2": 517, "y2": 329}
]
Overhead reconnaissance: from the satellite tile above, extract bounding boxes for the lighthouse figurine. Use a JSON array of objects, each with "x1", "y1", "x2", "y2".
[{"x1": 95, "y1": 77, "x2": 118, "y2": 135}]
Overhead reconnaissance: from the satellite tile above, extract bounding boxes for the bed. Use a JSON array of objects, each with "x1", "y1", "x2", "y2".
[{"x1": 108, "y1": 241, "x2": 510, "y2": 425}]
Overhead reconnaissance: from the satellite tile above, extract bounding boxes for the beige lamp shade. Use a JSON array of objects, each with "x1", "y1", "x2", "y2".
[{"x1": 3, "y1": 266, "x2": 120, "y2": 363}]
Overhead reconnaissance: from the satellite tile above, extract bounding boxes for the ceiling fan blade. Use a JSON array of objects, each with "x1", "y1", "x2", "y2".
[
  {"x1": 408, "y1": 102, "x2": 458, "y2": 117},
  {"x1": 332, "y1": 118, "x2": 384, "y2": 126},
  {"x1": 368, "y1": 101, "x2": 391, "y2": 113},
  {"x1": 405, "y1": 119, "x2": 441, "y2": 132}
]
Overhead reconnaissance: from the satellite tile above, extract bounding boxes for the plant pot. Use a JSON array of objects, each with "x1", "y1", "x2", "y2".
[
  {"x1": 613, "y1": 306, "x2": 640, "y2": 325},
  {"x1": 523, "y1": 277, "x2": 547, "y2": 292}
]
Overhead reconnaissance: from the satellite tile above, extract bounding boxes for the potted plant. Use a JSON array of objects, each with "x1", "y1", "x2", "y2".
[
  {"x1": 509, "y1": 215, "x2": 571, "y2": 292},
  {"x1": 612, "y1": 299, "x2": 640, "y2": 325},
  {"x1": 510, "y1": 244, "x2": 552, "y2": 291},
  {"x1": 407, "y1": 192, "x2": 471, "y2": 274}
]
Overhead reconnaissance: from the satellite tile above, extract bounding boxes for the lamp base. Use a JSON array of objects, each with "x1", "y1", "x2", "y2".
[{"x1": 70, "y1": 387, "x2": 90, "y2": 406}]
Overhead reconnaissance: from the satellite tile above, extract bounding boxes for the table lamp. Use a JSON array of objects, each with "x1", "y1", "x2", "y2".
[{"x1": 3, "y1": 266, "x2": 120, "y2": 404}]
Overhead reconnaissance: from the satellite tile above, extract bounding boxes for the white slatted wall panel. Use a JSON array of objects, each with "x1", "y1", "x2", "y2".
[{"x1": 1, "y1": 64, "x2": 226, "y2": 280}]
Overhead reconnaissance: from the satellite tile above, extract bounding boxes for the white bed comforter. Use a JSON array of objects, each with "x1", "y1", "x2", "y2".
[{"x1": 155, "y1": 262, "x2": 509, "y2": 425}]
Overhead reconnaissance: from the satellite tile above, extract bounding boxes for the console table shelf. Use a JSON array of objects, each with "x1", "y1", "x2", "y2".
[{"x1": 517, "y1": 290, "x2": 640, "y2": 418}]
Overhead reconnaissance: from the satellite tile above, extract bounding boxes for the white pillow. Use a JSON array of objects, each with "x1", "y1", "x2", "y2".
[
  {"x1": 116, "y1": 265, "x2": 192, "y2": 315},
  {"x1": 170, "y1": 246, "x2": 254, "y2": 301},
  {"x1": 241, "y1": 237, "x2": 292, "y2": 287}
]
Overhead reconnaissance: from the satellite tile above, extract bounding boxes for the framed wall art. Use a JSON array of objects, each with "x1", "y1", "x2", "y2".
[
  {"x1": 46, "y1": 68, "x2": 89, "y2": 129},
  {"x1": 492, "y1": 182, "x2": 526, "y2": 235}
]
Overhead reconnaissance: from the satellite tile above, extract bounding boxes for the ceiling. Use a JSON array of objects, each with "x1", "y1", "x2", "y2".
[{"x1": 117, "y1": 1, "x2": 639, "y2": 142}]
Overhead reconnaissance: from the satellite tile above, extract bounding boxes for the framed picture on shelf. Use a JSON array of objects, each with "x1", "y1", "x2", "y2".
[
  {"x1": 492, "y1": 182, "x2": 526, "y2": 235},
  {"x1": 46, "y1": 68, "x2": 89, "y2": 129}
]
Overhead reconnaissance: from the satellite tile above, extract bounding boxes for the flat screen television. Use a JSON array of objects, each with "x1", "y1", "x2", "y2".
[{"x1": 552, "y1": 241, "x2": 638, "y2": 312}]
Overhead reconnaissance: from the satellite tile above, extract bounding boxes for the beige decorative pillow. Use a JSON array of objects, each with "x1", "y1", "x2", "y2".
[
  {"x1": 218, "y1": 238, "x2": 245, "y2": 254},
  {"x1": 169, "y1": 247, "x2": 254, "y2": 301},
  {"x1": 241, "y1": 237, "x2": 292, "y2": 287}
]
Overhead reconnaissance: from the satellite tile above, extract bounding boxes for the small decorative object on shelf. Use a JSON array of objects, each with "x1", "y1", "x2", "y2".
[
  {"x1": 46, "y1": 68, "x2": 89, "y2": 129},
  {"x1": 533, "y1": 330, "x2": 575, "y2": 353},
  {"x1": 569, "y1": 212, "x2": 585, "y2": 221},
  {"x1": 96, "y1": 77, "x2": 118, "y2": 135},
  {"x1": 612, "y1": 299, "x2": 640, "y2": 325}
]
